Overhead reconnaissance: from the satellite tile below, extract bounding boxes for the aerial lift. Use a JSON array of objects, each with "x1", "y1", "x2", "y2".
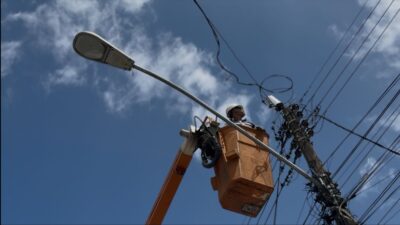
[{"x1": 145, "y1": 117, "x2": 274, "y2": 225}]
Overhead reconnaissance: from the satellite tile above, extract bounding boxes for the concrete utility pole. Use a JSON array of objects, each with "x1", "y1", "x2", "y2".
[{"x1": 267, "y1": 95, "x2": 359, "y2": 225}]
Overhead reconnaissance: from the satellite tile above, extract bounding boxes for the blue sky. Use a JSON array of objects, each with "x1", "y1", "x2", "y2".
[{"x1": 2, "y1": 0, "x2": 400, "y2": 224}]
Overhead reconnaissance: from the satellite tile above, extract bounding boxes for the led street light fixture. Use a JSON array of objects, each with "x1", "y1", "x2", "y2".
[{"x1": 73, "y1": 31, "x2": 134, "y2": 70}]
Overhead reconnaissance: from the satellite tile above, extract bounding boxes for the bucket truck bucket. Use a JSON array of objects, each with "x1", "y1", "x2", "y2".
[{"x1": 211, "y1": 125, "x2": 274, "y2": 217}]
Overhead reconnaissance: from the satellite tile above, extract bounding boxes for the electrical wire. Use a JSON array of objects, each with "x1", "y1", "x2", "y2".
[
  {"x1": 302, "y1": 200, "x2": 318, "y2": 225},
  {"x1": 332, "y1": 88, "x2": 400, "y2": 178},
  {"x1": 382, "y1": 206, "x2": 400, "y2": 225},
  {"x1": 304, "y1": 0, "x2": 384, "y2": 108},
  {"x1": 355, "y1": 172, "x2": 397, "y2": 197},
  {"x1": 323, "y1": 73, "x2": 400, "y2": 166},
  {"x1": 321, "y1": 5, "x2": 400, "y2": 113},
  {"x1": 316, "y1": 0, "x2": 397, "y2": 108},
  {"x1": 193, "y1": 0, "x2": 294, "y2": 101},
  {"x1": 363, "y1": 182, "x2": 400, "y2": 223},
  {"x1": 377, "y1": 197, "x2": 400, "y2": 225},
  {"x1": 339, "y1": 111, "x2": 400, "y2": 190},
  {"x1": 337, "y1": 104, "x2": 400, "y2": 187},
  {"x1": 345, "y1": 136, "x2": 400, "y2": 202},
  {"x1": 295, "y1": 193, "x2": 310, "y2": 225},
  {"x1": 299, "y1": 0, "x2": 370, "y2": 104},
  {"x1": 319, "y1": 114, "x2": 400, "y2": 156},
  {"x1": 359, "y1": 174, "x2": 400, "y2": 223},
  {"x1": 261, "y1": 162, "x2": 284, "y2": 225}
]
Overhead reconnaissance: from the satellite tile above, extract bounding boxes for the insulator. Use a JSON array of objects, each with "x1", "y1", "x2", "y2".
[
  {"x1": 306, "y1": 128, "x2": 314, "y2": 137},
  {"x1": 290, "y1": 104, "x2": 299, "y2": 111},
  {"x1": 301, "y1": 120, "x2": 309, "y2": 127},
  {"x1": 296, "y1": 111, "x2": 303, "y2": 118}
]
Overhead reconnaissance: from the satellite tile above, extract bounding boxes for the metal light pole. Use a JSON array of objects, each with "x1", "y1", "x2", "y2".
[{"x1": 72, "y1": 31, "x2": 316, "y2": 184}]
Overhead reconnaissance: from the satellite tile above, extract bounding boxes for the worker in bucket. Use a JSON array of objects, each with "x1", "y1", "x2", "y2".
[{"x1": 226, "y1": 104, "x2": 256, "y2": 128}]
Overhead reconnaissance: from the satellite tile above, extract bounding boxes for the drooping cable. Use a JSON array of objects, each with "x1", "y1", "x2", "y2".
[
  {"x1": 338, "y1": 104, "x2": 400, "y2": 186},
  {"x1": 323, "y1": 73, "x2": 400, "y2": 166},
  {"x1": 193, "y1": 0, "x2": 256, "y2": 86},
  {"x1": 319, "y1": 113, "x2": 400, "y2": 156},
  {"x1": 193, "y1": 0, "x2": 294, "y2": 99},
  {"x1": 338, "y1": 106, "x2": 400, "y2": 187},
  {"x1": 332, "y1": 88, "x2": 400, "y2": 178}
]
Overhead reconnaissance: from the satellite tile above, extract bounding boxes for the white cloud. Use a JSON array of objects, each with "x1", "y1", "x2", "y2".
[
  {"x1": 256, "y1": 106, "x2": 273, "y2": 127},
  {"x1": 1, "y1": 41, "x2": 22, "y2": 78},
  {"x1": 372, "y1": 112, "x2": 400, "y2": 134},
  {"x1": 120, "y1": 0, "x2": 151, "y2": 13},
  {"x1": 360, "y1": 157, "x2": 377, "y2": 175},
  {"x1": 328, "y1": 24, "x2": 345, "y2": 39},
  {"x1": 4, "y1": 0, "x2": 256, "y2": 121},
  {"x1": 46, "y1": 64, "x2": 86, "y2": 87},
  {"x1": 357, "y1": 157, "x2": 378, "y2": 197},
  {"x1": 357, "y1": 157, "x2": 397, "y2": 199},
  {"x1": 392, "y1": 116, "x2": 400, "y2": 132},
  {"x1": 330, "y1": 0, "x2": 400, "y2": 77}
]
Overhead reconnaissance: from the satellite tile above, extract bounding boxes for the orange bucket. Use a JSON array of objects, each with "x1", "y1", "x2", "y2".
[{"x1": 211, "y1": 125, "x2": 274, "y2": 217}]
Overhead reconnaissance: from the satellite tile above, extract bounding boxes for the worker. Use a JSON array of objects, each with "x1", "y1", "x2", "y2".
[{"x1": 226, "y1": 104, "x2": 256, "y2": 128}]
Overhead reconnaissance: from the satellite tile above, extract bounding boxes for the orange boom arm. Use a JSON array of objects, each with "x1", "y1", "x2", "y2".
[{"x1": 145, "y1": 129, "x2": 197, "y2": 225}]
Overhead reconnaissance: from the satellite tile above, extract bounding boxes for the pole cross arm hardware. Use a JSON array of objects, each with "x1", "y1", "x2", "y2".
[
  {"x1": 267, "y1": 95, "x2": 359, "y2": 225},
  {"x1": 72, "y1": 31, "x2": 316, "y2": 184}
]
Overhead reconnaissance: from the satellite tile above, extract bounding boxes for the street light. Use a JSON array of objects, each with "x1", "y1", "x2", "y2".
[
  {"x1": 73, "y1": 31, "x2": 134, "y2": 70},
  {"x1": 72, "y1": 31, "x2": 315, "y2": 184}
]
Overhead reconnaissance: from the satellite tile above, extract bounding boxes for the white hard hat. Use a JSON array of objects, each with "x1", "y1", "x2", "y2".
[{"x1": 226, "y1": 104, "x2": 243, "y2": 117}]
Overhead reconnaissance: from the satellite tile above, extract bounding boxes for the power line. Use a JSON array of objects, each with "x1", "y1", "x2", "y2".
[
  {"x1": 299, "y1": 0, "x2": 371, "y2": 104},
  {"x1": 355, "y1": 172, "x2": 397, "y2": 196},
  {"x1": 377, "y1": 197, "x2": 400, "y2": 224},
  {"x1": 332, "y1": 88, "x2": 400, "y2": 178},
  {"x1": 295, "y1": 193, "x2": 310, "y2": 225},
  {"x1": 323, "y1": 73, "x2": 400, "y2": 166},
  {"x1": 321, "y1": 5, "x2": 400, "y2": 113},
  {"x1": 338, "y1": 106, "x2": 400, "y2": 187},
  {"x1": 302, "y1": 200, "x2": 318, "y2": 225},
  {"x1": 316, "y1": 0, "x2": 397, "y2": 108},
  {"x1": 362, "y1": 182, "x2": 400, "y2": 223},
  {"x1": 359, "y1": 173, "x2": 400, "y2": 223},
  {"x1": 304, "y1": 0, "x2": 385, "y2": 108},
  {"x1": 319, "y1": 114, "x2": 400, "y2": 156},
  {"x1": 345, "y1": 136, "x2": 400, "y2": 203},
  {"x1": 382, "y1": 205, "x2": 400, "y2": 225}
]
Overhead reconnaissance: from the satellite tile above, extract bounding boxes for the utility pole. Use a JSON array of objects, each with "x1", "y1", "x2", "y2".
[{"x1": 267, "y1": 95, "x2": 359, "y2": 225}]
